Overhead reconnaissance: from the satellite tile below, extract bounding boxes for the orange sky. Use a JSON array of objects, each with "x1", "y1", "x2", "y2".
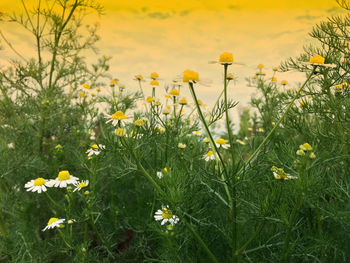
[{"x1": 0, "y1": 0, "x2": 346, "y2": 126}]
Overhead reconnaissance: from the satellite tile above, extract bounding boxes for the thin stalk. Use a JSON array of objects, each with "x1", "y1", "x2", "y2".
[
  {"x1": 188, "y1": 82, "x2": 232, "y2": 207},
  {"x1": 223, "y1": 64, "x2": 238, "y2": 262}
]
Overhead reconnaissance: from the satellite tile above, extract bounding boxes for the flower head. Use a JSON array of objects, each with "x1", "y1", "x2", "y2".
[
  {"x1": 86, "y1": 144, "x2": 105, "y2": 156},
  {"x1": 219, "y1": 52, "x2": 233, "y2": 64},
  {"x1": 146, "y1": 96, "x2": 155, "y2": 103},
  {"x1": 169, "y1": 89, "x2": 180, "y2": 96},
  {"x1": 24, "y1": 177, "x2": 51, "y2": 193},
  {"x1": 150, "y1": 79, "x2": 159, "y2": 86},
  {"x1": 115, "y1": 128, "x2": 126, "y2": 137},
  {"x1": 154, "y1": 206, "x2": 179, "y2": 226},
  {"x1": 150, "y1": 72, "x2": 159, "y2": 80},
  {"x1": 299, "y1": 143, "x2": 312, "y2": 151},
  {"x1": 271, "y1": 166, "x2": 297, "y2": 180},
  {"x1": 272, "y1": 76, "x2": 277, "y2": 82},
  {"x1": 82, "y1": 83, "x2": 91, "y2": 90},
  {"x1": 302, "y1": 55, "x2": 336, "y2": 68},
  {"x1": 135, "y1": 75, "x2": 144, "y2": 80},
  {"x1": 281, "y1": 80, "x2": 288, "y2": 86},
  {"x1": 106, "y1": 111, "x2": 127, "y2": 126},
  {"x1": 183, "y1": 69, "x2": 199, "y2": 83},
  {"x1": 73, "y1": 180, "x2": 89, "y2": 192},
  {"x1": 162, "y1": 107, "x2": 171, "y2": 115},
  {"x1": 178, "y1": 98, "x2": 188, "y2": 105},
  {"x1": 42, "y1": 218, "x2": 65, "y2": 231},
  {"x1": 227, "y1": 73, "x2": 234, "y2": 80},
  {"x1": 203, "y1": 150, "x2": 215, "y2": 161},
  {"x1": 48, "y1": 170, "x2": 79, "y2": 188},
  {"x1": 110, "y1": 79, "x2": 119, "y2": 86},
  {"x1": 178, "y1": 143, "x2": 186, "y2": 149},
  {"x1": 257, "y1": 64, "x2": 264, "y2": 69},
  {"x1": 215, "y1": 138, "x2": 229, "y2": 149},
  {"x1": 134, "y1": 119, "x2": 144, "y2": 127}
]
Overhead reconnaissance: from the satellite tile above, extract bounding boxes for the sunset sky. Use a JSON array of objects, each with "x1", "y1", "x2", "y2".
[{"x1": 0, "y1": 0, "x2": 346, "y2": 124}]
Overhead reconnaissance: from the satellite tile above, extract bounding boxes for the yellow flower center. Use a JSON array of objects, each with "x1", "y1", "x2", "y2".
[
  {"x1": 179, "y1": 98, "x2": 187, "y2": 105},
  {"x1": 257, "y1": 64, "x2": 264, "y2": 69},
  {"x1": 207, "y1": 150, "x2": 214, "y2": 156},
  {"x1": 216, "y1": 138, "x2": 227, "y2": 145},
  {"x1": 309, "y1": 55, "x2": 325, "y2": 64},
  {"x1": 34, "y1": 178, "x2": 45, "y2": 186},
  {"x1": 146, "y1": 96, "x2": 155, "y2": 103},
  {"x1": 162, "y1": 208, "x2": 173, "y2": 219},
  {"x1": 281, "y1": 80, "x2": 288, "y2": 85},
  {"x1": 150, "y1": 72, "x2": 159, "y2": 79},
  {"x1": 111, "y1": 79, "x2": 119, "y2": 85},
  {"x1": 136, "y1": 75, "x2": 143, "y2": 80},
  {"x1": 219, "y1": 52, "x2": 233, "y2": 63},
  {"x1": 47, "y1": 217, "x2": 59, "y2": 225},
  {"x1": 197, "y1": 99, "x2": 203, "y2": 106},
  {"x1": 134, "y1": 120, "x2": 144, "y2": 127},
  {"x1": 150, "y1": 80, "x2": 159, "y2": 86},
  {"x1": 91, "y1": 144, "x2": 98, "y2": 149},
  {"x1": 169, "y1": 89, "x2": 180, "y2": 96},
  {"x1": 111, "y1": 111, "x2": 126, "y2": 120},
  {"x1": 58, "y1": 171, "x2": 70, "y2": 181},
  {"x1": 272, "y1": 77, "x2": 277, "y2": 82},
  {"x1": 114, "y1": 128, "x2": 126, "y2": 137},
  {"x1": 183, "y1": 69, "x2": 199, "y2": 83},
  {"x1": 77, "y1": 181, "x2": 88, "y2": 189},
  {"x1": 82, "y1": 83, "x2": 91, "y2": 89}
]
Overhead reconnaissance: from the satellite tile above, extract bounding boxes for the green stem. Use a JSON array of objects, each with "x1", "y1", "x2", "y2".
[
  {"x1": 183, "y1": 218, "x2": 219, "y2": 263},
  {"x1": 223, "y1": 65, "x2": 238, "y2": 262},
  {"x1": 188, "y1": 82, "x2": 232, "y2": 207}
]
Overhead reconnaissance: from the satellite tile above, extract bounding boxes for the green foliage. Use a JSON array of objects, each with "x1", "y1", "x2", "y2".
[{"x1": 1, "y1": 1, "x2": 350, "y2": 263}]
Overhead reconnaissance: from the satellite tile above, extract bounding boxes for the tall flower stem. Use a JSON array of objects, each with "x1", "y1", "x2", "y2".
[
  {"x1": 188, "y1": 82, "x2": 232, "y2": 208},
  {"x1": 222, "y1": 64, "x2": 238, "y2": 262}
]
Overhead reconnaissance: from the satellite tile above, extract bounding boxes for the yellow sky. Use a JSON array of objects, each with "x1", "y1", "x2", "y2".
[{"x1": 0, "y1": 0, "x2": 346, "y2": 125}]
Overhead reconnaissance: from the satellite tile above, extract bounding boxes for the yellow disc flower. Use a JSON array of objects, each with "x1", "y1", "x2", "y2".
[
  {"x1": 219, "y1": 52, "x2": 233, "y2": 64},
  {"x1": 150, "y1": 80, "x2": 159, "y2": 86},
  {"x1": 179, "y1": 98, "x2": 188, "y2": 105},
  {"x1": 309, "y1": 55, "x2": 325, "y2": 65},
  {"x1": 227, "y1": 73, "x2": 234, "y2": 80},
  {"x1": 150, "y1": 72, "x2": 159, "y2": 79},
  {"x1": 281, "y1": 80, "x2": 288, "y2": 85},
  {"x1": 114, "y1": 128, "x2": 126, "y2": 137},
  {"x1": 146, "y1": 96, "x2": 155, "y2": 103},
  {"x1": 257, "y1": 64, "x2": 264, "y2": 69},
  {"x1": 215, "y1": 138, "x2": 229, "y2": 149},
  {"x1": 82, "y1": 83, "x2": 91, "y2": 89},
  {"x1": 183, "y1": 69, "x2": 199, "y2": 83},
  {"x1": 134, "y1": 119, "x2": 144, "y2": 127},
  {"x1": 272, "y1": 77, "x2": 277, "y2": 82},
  {"x1": 42, "y1": 218, "x2": 65, "y2": 231},
  {"x1": 106, "y1": 111, "x2": 127, "y2": 126},
  {"x1": 299, "y1": 143, "x2": 312, "y2": 151},
  {"x1": 135, "y1": 75, "x2": 144, "y2": 80},
  {"x1": 169, "y1": 89, "x2": 180, "y2": 96}
]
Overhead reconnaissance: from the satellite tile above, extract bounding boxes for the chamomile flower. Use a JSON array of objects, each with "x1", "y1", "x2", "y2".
[
  {"x1": 86, "y1": 144, "x2": 105, "y2": 156},
  {"x1": 299, "y1": 143, "x2": 312, "y2": 151},
  {"x1": 146, "y1": 96, "x2": 155, "y2": 103},
  {"x1": 169, "y1": 89, "x2": 180, "y2": 96},
  {"x1": 271, "y1": 166, "x2": 297, "y2": 180},
  {"x1": 209, "y1": 52, "x2": 244, "y2": 66},
  {"x1": 302, "y1": 55, "x2": 336, "y2": 68},
  {"x1": 203, "y1": 137, "x2": 210, "y2": 143},
  {"x1": 215, "y1": 138, "x2": 229, "y2": 149},
  {"x1": 24, "y1": 177, "x2": 51, "y2": 193},
  {"x1": 150, "y1": 72, "x2": 159, "y2": 80},
  {"x1": 105, "y1": 111, "x2": 127, "y2": 126},
  {"x1": 193, "y1": 130, "x2": 201, "y2": 136},
  {"x1": 154, "y1": 206, "x2": 179, "y2": 226},
  {"x1": 48, "y1": 170, "x2": 79, "y2": 188},
  {"x1": 236, "y1": 139, "x2": 246, "y2": 145},
  {"x1": 73, "y1": 180, "x2": 89, "y2": 192},
  {"x1": 179, "y1": 98, "x2": 188, "y2": 105},
  {"x1": 183, "y1": 69, "x2": 199, "y2": 83},
  {"x1": 114, "y1": 128, "x2": 126, "y2": 137},
  {"x1": 178, "y1": 143, "x2": 186, "y2": 149},
  {"x1": 42, "y1": 218, "x2": 65, "y2": 231},
  {"x1": 203, "y1": 150, "x2": 215, "y2": 161}
]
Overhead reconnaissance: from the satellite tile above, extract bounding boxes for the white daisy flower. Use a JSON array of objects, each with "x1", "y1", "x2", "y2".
[
  {"x1": 215, "y1": 138, "x2": 230, "y2": 149},
  {"x1": 42, "y1": 217, "x2": 65, "y2": 231},
  {"x1": 105, "y1": 110, "x2": 127, "y2": 126},
  {"x1": 48, "y1": 170, "x2": 79, "y2": 188},
  {"x1": 7, "y1": 142, "x2": 14, "y2": 149},
  {"x1": 178, "y1": 143, "x2": 186, "y2": 149},
  {"x1": 154, "y1": 206, "x2": 179, "y2": 226},
  {"x1": 203, "y1": 150, "x2": 215, "y2": 161},
  {"x1": 73, "y1": 180, "x2": 89, "y2": 192},
  {"x1": 86, "y1": 144, "x2": 105, "y2": 156},
  {"x1": 271, "y1": 166, "x2": 298, "y2": 180},
  {"x1": 24, "y1": 177, "x2": 51, "y2": 193}
]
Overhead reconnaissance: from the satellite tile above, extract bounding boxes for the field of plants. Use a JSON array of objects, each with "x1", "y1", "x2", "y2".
[{"x1": 1, "y1": 0, "x2": 350, "y2": 262}]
